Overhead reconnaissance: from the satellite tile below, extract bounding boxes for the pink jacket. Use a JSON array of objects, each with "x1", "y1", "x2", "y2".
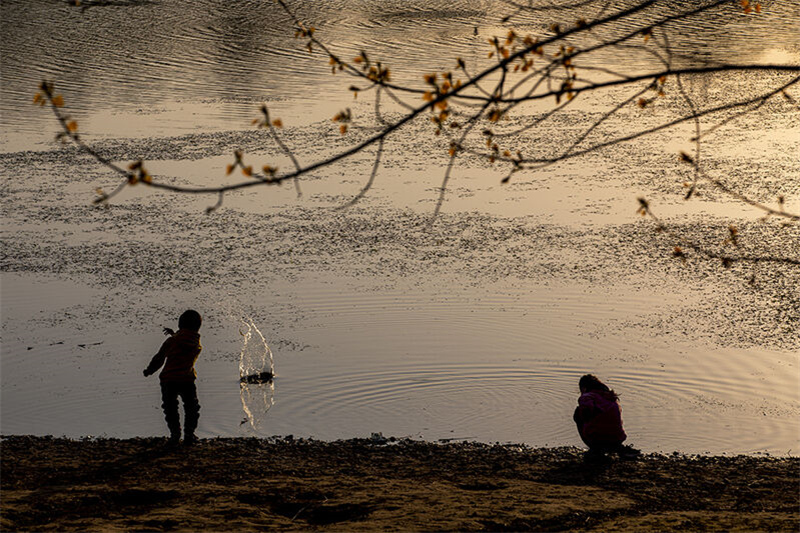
[{"x1": 574, "y1": 390, "x2": 627, "y2": 446}]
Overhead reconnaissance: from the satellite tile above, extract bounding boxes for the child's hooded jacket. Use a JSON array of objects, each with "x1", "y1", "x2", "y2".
[
  {"x1": 574, "y1": 390, "x2": 627, "y2": 446},
  {"x1": 145, "y1": 329, "x2": 202, "y2": 383}
]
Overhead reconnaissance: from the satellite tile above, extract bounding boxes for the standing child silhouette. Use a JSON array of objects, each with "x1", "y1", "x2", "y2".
[{"x1": 144, "y1": 310, "x2": 202, "y2": 446}]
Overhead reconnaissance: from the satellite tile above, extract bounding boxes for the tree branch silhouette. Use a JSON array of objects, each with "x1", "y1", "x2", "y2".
[{"x1": 37, "y1": 0, "x2": 799, "y2": 276}]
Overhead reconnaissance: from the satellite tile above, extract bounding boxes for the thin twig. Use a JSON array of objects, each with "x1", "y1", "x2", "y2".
[
  {"x1": 638, "y1": 198, "x2": 800, "y2": 267},
  {"x1": 337, "y1": 137, "x2": 385, "y2": 210},
  {"x1": 262, "y1": 105, "x2": 303, "y2": 198}
]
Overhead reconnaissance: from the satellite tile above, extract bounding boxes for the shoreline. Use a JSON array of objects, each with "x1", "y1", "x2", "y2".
[{"x1": 2, "y1": 435, "x2": 798, "y2": 531}]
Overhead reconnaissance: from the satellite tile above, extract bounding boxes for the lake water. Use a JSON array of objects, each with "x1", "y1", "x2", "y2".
[{"x1": 1, "y1": 0, "x2": 799, "y2": 454}]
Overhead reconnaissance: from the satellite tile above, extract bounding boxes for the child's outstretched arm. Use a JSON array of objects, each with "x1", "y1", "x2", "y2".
[{"x1": 143, "y1": 337, "x2": 172, "y2": 377}]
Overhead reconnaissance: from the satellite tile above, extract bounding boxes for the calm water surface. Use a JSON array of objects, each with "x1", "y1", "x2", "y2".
[{"x1": 1, "y1": 0, "x2": 799, "y2": 454}]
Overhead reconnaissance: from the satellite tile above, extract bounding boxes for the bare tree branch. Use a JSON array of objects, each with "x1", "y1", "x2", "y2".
[{"x1": 39, "y1": 0, "x2": 799, "y2": 277}]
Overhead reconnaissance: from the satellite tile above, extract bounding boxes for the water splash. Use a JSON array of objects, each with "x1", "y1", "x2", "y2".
[
  {"x1": 238, "y1": 317, "x2": 275, "y2": 432},
  {"x1": 238, "y1": 317, "x2": 274, "y2": 378}
]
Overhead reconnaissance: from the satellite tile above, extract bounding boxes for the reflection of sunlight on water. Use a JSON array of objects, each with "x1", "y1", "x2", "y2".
[
  {"x1": 759, "y1": 47, "x2": 800, "y2": 65},
  {"x1": 239, "y1": 380, "x2": 275, "y2": 433},
  {"x1": 238, "y1": 317, "x2": 275, "y2": 432}
]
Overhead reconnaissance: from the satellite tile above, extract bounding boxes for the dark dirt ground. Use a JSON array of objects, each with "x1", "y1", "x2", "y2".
[{"x1": 1, "y1": 435, "x2": 798, "y2": 531}]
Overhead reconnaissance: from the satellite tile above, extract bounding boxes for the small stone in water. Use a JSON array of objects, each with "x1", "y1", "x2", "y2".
[{"x1": 240, "y1": 371, "x2": 274, "y2": 384}]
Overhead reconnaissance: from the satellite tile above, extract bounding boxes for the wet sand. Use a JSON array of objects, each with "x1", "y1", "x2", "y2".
[{"x1": 1, "y1": 435, "x2": 798, "y2": 532}]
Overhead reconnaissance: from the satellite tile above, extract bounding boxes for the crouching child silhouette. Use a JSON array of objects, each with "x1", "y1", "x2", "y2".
[
  {"x1": 144, "y1": 310, "x2": 202, "y2": 446},
  {"x1": 573, "y1": 374, "x2": 639, "y2": 460}
]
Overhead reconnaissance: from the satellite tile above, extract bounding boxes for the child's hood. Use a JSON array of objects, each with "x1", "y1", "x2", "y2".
[{"x1": 580, "y1": 390, "x2": 619, "y2": 409}]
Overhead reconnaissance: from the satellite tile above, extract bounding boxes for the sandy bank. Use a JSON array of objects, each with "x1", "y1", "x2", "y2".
[{"x1": 1, "y1": 435, "x2": 797, "y2": 531}]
